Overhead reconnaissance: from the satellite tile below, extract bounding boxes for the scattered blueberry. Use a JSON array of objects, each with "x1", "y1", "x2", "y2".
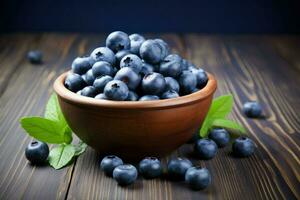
[
  {"x1": 243, "y1": 101, "x2": 262, "y2": 118},
  {"x1": 25, "y1": 141, "x2": 49, "y2": 164},
  {"x1": 165, "y1": 77, "x2": 180, "y2": 93},
  {"x1": 178, "y1": 70, "x2": 197, "y2": 94},
  {"x1": 232, "y1": 137, "x2": 255, "y2": 157},
  {"x1": 100, "y1": 155, "x2": 123, "y2": 176},
  {"x1": 139, "y1": 95, "x2": 160, "y2": 101},
  {"x1": 141, "y1": 72, "x2": 166, "y2": 95},
  {"x1": 139, "y1": 157, "x2": 162, "y2": 179},
  {"x1": 93, "y1": 75, "x2": 113, "y2": 93},
  {"x1": 104, "y1": 80, "x2": 129, "y2": 101},
  {"x1": 106, "y1": 31, "x2": 131, "y2": 52},
  {"x1": 95, "y1": 93, "x2": 108, "y2": 100},
  {"x1": 27, "y1": 50, "x2": 43, "y2": 64},
  {"x1": 129, "y1": 33, "x2": 145, "y2": 55},
  {"x1": 81, "y1": 86, "x2": 97, "y2": 97},
  {"x1": 71, "y1": 56, "x2": 92, "y2": 75},
  {"x1": 194, "y1": 139, "x2": 218, "y2": 160},
  {"x1": 159, "y1": 54, "x2": 183, "y2": 78},
  {"x1": 113, "y1": 164, "x2": 138, "y2": 186},
  {"x1": 126, "y1": 91, "x2": 139, "y2": 101},
  {"x1": 208, "y1": 128, "x2": 230, "y2": 148},
  {"x1": 114, "y1": 67, "x2": 141, "y2": 90},
  {"x1": 65, "y1": 73, "x2": 86, "y2": 92},
  {"x1": 90, "y1": 47, "x2": 116, "y2": 65},
  {"x1": 120, "y1": 54, "x2": 143, "y2": 73},
  {"x1": 92, "y1": 61, "x2": 115, "y2": 78},
  {"x1": 161, "y1": 90, "x2": 179, "y2": 99},
  {"x1": 185, "y1": 167, "x2": 211, "y2": 190},
  {"x1": 167, "y1": 157, "x2": 193, "y2": 180}
]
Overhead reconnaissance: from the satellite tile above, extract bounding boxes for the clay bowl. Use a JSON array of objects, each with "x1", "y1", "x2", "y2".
[{"x1": 54, "y1": 71, "x2": 217, "y2": 161}]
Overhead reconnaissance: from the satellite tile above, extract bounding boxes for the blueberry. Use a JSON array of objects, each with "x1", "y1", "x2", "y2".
[
  {"x1": 185, "y1": 167, "x2": 211, "y2": 190},
  {"x1": 139, "y1": 157, "x2": 162, "y2": 179},
  {"x1": 243, "y1": 101, "x2": 262, "y2": 118},
  {"x1": 113, "y1": 164, "x2": 138, "y2": 186},
  {"x1": 161, "y1": 90, "x2": 179, "y2": 99},
  {"x1": 27, "y1": 50, "x2": 42, "y2": 64},
  {"x1": 178, "y1": 70, "x2": 197, "y2": 95},
  {"x1": 82, "y1": 69, "x2": 95, "y2": 85},
  {"x1": 140, "y1": 40, "x2": 165, "y2": 64},
  {"x1": 181, "y1": 59, "x2": 190, "y2": 70},
  {"x1": 90, "y1": 47, "x2": 116, "y2": 65},
  {"x1": 100, "y1": 155, "x2": 123, "y2": 176},
  {"x1": 76, "y1": 90, "x2": 82, "y2": 95},
  {"x1": 159, "y1": 54, "x2": 183, "y2": 77},
  {"x1": 120, "y1": 54, "x2": 143, "y2": 73},
  {"x1": 106, "y1": 31, "x2": 130, "y2": 52},
  {"x1": 93, "y1": 75, "x2": 113, "y2": 93},
  {"x1": 232, "y1": 137, "x2": 255, "y2": 157},
  {"x1": 191, "y1": 88, "x2": 199, "y2": 93},
  {"x1": 65, "y1": 73, "x2": 86, "y2": 92},
  {"x1": 167, "y1": 158, "x2": 193, "y2": 180},
  {"x1": 114, "y1": 67, "x2": 141, "y2": 90},
  {"x1": 194, "y1": 139, "x2": 217, "y2": 160},
  {"x1": 154, "y1": 38, "x2": 170, "y2": 59},
  {"x1": 140, "y1": 61, "x2": 155, "y2": 76},
  {"x1": 25, "y1": 141, "x2": 49, "y2": 164},
  {"x1": 208, "y1": 128, "x2": 230, "y2": 148},
  {"x1": 165, "y1": 77, "x2": 180, "y2": 93},
  {"x1": 71, "y1": 56, "x2": 92, "y2": 75},
  {"x1": 129, "y1": 33, "x2": 145, "y2": 55},
  {"x1": 126, "y1": 91, "x2": 139, "y2": 101},
  {"x1": 141, "y1": 72, "x2": 166, "y2": 95},
  {"x1": 95, "y1": 93, "x2": 108, "y2": 100},
  {"x1": 104, "y1": 80, "x2": 129, "y2": 101},
  {"x1": 81, "y1": 86, "x2": 97, "y2": 97},
  {"x1": 92, "y1": 61, "x2": 114, "y2": 78},
  {"x1": 115, "y1": 50, "x2": 131, "y2": 65},
  {"x1": 139, "y1": 95, "x2": 160, "y2": 101},
  {"x1": 189, "y1": 68, "x2": 208, "y2": 89}
]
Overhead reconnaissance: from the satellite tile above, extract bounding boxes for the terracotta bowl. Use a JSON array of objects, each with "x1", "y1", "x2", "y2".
[{"x1": 54, "y1": 71, "x2": 217, "y2": 160}]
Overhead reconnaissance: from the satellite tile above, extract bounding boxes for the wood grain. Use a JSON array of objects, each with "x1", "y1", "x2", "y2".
[{"x1": 0, "y1": 33, "x2": 299, "y2": 200}]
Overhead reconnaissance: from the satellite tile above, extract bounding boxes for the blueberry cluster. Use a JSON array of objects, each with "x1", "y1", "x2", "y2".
[{"x1": 64, "y1": 31, "x2": 208, "y2": 101}]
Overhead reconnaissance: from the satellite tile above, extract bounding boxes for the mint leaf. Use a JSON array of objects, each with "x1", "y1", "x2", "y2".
[
  {"x1": 206, "y1": 95, "x2": 233, "y2": 119},
  {"x1": 48, "y1": 144, "x2": 76, "y2": 169},
  {"x1": 45, "y1": 93, "x2": 67, "y2": 124},
  {"x1": 212, "y1": 119, "x2": 246, "y2": 134},
  {"x1": 20, "y1": 117, "x2": 66, "y2": 144},
  {"x1": 74, "y1": 141, "x2": 87, "y2": 156}
]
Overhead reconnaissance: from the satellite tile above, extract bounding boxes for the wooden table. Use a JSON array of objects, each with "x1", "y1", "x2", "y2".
[{"x1": 0, "y1": 33, "x2": 299, "y2": 200}]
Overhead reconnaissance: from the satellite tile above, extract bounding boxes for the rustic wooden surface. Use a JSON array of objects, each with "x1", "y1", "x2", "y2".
[{"x1": 0, "y1": 33, "x2": 299, "y2": 200}]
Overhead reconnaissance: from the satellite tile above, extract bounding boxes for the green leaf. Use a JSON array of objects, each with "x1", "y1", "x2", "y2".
[
  {"x1": 200, "y1": 118, "x2": 212, "y2": 138},
  {"x1": 48, "y1": 144, "x2": 76, "y2": 169},
  {"x1": 74, "y1": 141, "x2": 87, "y2": 156},
  {"x1": 212, "y1": 119, "x2": 247, "y2": 134},
  {"x1": 20, "y1": 117, "x2": 66, "y2": 144}
]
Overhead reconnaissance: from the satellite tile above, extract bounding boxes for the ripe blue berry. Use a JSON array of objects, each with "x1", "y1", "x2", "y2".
[
  {"x1": 115, "y1": 50, "x2": 131, "y2": 65},
  {"x1": 194, "y1": 139, "x2": 217, "y2": 160},
  {"x1": 114, "y1": 67, "x2": 141, "y2": 90},
  {"x1": 113, "y1": 164, "x2": 138, "y2": 186},
  {"x1": 92, "y1": 61, "x2": 114, "y2": 78},
  {"x1": 161, "y1": 90, "x2": 179, "y2": 99},
  {"x1": 64, "y1": 73, "x2": 86, "y2": 92},
  {"x1": 159, "y1": 54, "x2": 183, "y2": 78},
  {"x1": 120, "y1": 54, "x2": 143, "y2": 74},
  {"x1": 126, "y1": 91, "x2": 139, "y2": 101},
  {"x1": 139, "y1": 157, "x2": 162, "y2": 179},
  {"x1": 106, "y1": 31, "x2": 130, "y2": 52},
  {"x1": 139, "y1": 95, "x2": 160, "y2": 101},
  {"x1": 232, "y1": 137, "x2": 255, "y2": 157},
  {"x1": 178, "y1": 70, "x2": 197, "y2": 94},
  {"x1": 140, "y1": 40, "x2": 165, "y2": 64},
  {"x1": 104, "y1": 80, "x2": 129, "y2": 101},
  {"x1": 82, "y1": 69, "x2": 95, "y2": 85},
  {"x1": 243, "y1": 101, "x2": 262, "y2": 118},
  {"x1": 95, "y1": 93, "x2": 108, "y2": 100},
  {"x1": 81, "y1": 86, "x2": 97, "y2": 97},
  {"x1": 25, "y1": 141, "x2": 49, "y2": 164},
  {"x1": 27, "y1": 50, "x2": 42, "y2": 64},
  {"x1": 167, "y1": 158, "x2": 193, "y2": 180},
  {"x1": 165, "y1": 77, "x2": 180, "y2": 93},
  {"x1": 154, "y1": 38, "x2": 170, "y2": 59},
  {"x1": 90, "y1": 47, "x2": 116, "y2": 65},
  {"x1": 141, "y1": 72, "x2": 166, "y2": 95},
  {"x1": 189, "y1": 67, "x2": 208, "y2": 89},
  {"x1": 129, "y1": 33, "x2": 145, "y2": 55},
  {"x1": 140, "y1": 61, "x2": 154, "y2": 76},
  {"x1": 71, "y1": 56, "x2": 92, "y2": 75},
  {"x1": 185, "y1": 167, "x2": 211, "y2": 190},
  {"x1": 208, "y1": 128, "x2": 230, "y2": 148},
  {"x1": 93, "y1": 75, "x2": 113, "y2": 93},
  {"x1": 100, "y1": 155, "x2": 123, "y2": 176}
]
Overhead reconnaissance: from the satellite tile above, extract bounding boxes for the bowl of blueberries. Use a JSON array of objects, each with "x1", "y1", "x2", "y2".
[{"x1": 54, "y1": 31, "x2": 217, "y2": 160}]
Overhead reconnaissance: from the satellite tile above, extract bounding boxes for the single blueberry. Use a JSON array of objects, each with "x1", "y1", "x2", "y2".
[
  {"x1": 126, "y1": 91, "x2": 139, "y2": 101},
  {"x1": 25, "y1": 141, "x2": 49, "y2": 164},
  {"x1": 161, "y1": 90, "x2": 179, "y2": 99},
  {"x1": 232, "y1": 137, "x2": 255, "y2": 157},
  {"x1": 65, "y1": 73, "x2": 86, "y2": 92},
  {"x1": 139, "y1": 157, "x2": 162, "y2": 179},
  {"x1": 194, "y1": 139, "x2": 218, "y2": 160},
  {"x1": 95, "y1": 93, "x2": 108, "y2": 100},
  {"x1": 71, "y1": 56, "x2": 92, "y2": 75},
  {"x1": 154, "y1": 38, "x2": 170, "y2": 59},
  {"x1": 104, "y1": 80, "x2": 129, "y2": 101},
  {"x1": 139, "y1": 95, "x2": 160, "y2": 101},
  {"x1": 140, "y1": 40, "x2": 165, "y2": 64},
  {"x1": 27, "y1": 50, "x2": 42, "y2": 64},
  {"x1": 178, "y1": 70, "x2": 197, "y2": 95},
  {"x1": 93, "y1": 75, "x2": 113, "y2": 93},
  {"x1": 92, "y1": 61, "x2": 114, "y2": 78},
  {"x1": 165, "y1": 77, "x2": 180, "y2": 93},
  {"x1": 129, "y1": 33, "x2": 145, "y2": 55},
  {"x1": 90, "y1": 47, "x2": 116, "y2": 65},
  {"x1": 189, "y1": 67, "x2": 208, "y2": 89},
  {"x1": 208, "y1": 128, "x2": 230, "y2": 148},
  {"x1": 106, "y1": 31, "x2": 130, "y2": 52},
  {"x1": 120, "y1": 54, "x2": 143, "y2": 73},
  {"x1": 100, "y1": 155, "x2": 123, "y2": 176},
  {"x1": 243, "y1": 101, "x2": 262, "y2": 118},
  {"x1": 115, "y1": 50, "x2": 131, "y2": 65},
  {"x1": 81, "y1": 86, "x2": 97, "y2": 97},
  {"x1": 167, "y1": 157, "x2": 193, "y2": 180},
  {"x1": 185, "y1": 167, "x2": 211, "y2": 190},
  {"x1": 140, "y1": 61, "x2": 155, "y2": 76},
  {"x1": 141, "y1": 72, "x2": 166, "y2": 95},
  {"x1": 159, "y1": 54, "x2": 183, "y2": 78},
  {"x1": 114, "y1": 67, "x2": 141, "y2": 90},
  {"x1": 113, "y1": 164, "x2": 138, "y2": 186},
  {"x1": 82, "y1": 69, "x2": 95, "y2": 85}
]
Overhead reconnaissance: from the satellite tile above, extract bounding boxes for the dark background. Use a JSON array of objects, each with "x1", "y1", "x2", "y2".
[{"x1": 0, "y1": 0, "x2": 299, "y2": 33}]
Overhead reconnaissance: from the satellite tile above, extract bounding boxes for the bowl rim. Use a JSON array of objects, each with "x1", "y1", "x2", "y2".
[{"x1": 54, "y1": 71, "x2": 217, "y2": 109}]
